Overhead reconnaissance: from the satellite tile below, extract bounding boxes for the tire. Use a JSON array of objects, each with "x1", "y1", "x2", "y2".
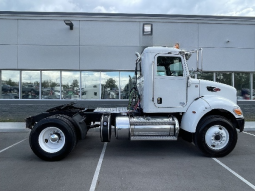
[
  {"x1": 195, "y1": 115, "x2": 237, "y2": 157},
  {"x1": 50, "y1": 114, "x2": 80, "y2": 142},
  {"x1": 29, "y1": 116, "x2": 76, "y2": 161}
]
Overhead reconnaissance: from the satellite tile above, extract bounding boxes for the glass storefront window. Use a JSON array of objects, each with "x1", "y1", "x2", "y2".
[
  {"x1": 234, "y1": 73, "x2": 250, "y2": 100},
  {"x1": 81, "y1": 71, "x2": 100, "y2": 99},
  {"x1": 21, "y1": 71, "x2": 40, "y2": 99},
  {"x1": 41, "y1": 71, "x2": 60, "y2": 99},
  {"x1": 216, "y1": 72, "x2": 232, "y2": 86},
  {"x1": 62, "y1": 71, "x2": 80, "y2": 100},
  {"x1": 101, "y1": 72, "x2": 119, "y2": 99},
  {"x1": 0, "y1": 70, "x2": 20, "y2": 99},
  {"x1": 253, "y1": 74, "x2": 255, "y2": 100},
  {"x1": 120, "y1": 71, "x2": 135, "y2": 99},
  {"x1": 197, "y1": 72, "x2": 213, "y2": 81}
]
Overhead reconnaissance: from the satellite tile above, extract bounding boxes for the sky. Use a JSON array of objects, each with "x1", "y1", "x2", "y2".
[{"x1": 0, "y1": 0, "x2": 255, "y2": 16}]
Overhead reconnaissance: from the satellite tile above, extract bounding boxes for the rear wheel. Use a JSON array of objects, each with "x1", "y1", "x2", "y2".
[
  {"x1": 195, "y1": 115, "x2": 237, "y2": 157},
  {"x1": 50, "y1": 114, "x2": 80, "y2": 142},
  {"x1": 29, "y1": 116, "x2": 76, "y2": 161}
]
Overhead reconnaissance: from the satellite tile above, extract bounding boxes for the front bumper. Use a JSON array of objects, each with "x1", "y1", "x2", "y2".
[{"x1": 236, "y1": 118, "x2": 245, "y2": 132}]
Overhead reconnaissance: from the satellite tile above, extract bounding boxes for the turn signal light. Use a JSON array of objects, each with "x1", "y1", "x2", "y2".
[{"x1": 233, "y1": 108, "x2": 242, "y2": 116}]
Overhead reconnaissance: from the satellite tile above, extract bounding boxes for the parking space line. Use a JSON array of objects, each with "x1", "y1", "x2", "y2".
[
  {"x1": 243, "y1": 132, "x2": 255, "y2": 137},
  {"x1": 0, "y1": 138, "x2": 27, "y2": 154},
  {"x1": 89, "y1": 143, "x2": 107, "y2": 191},
  {"x1": 212, "y1": 158, "x2": 255, "y2": 190}
]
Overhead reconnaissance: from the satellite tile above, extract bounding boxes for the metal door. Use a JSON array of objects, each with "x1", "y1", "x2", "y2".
[{"x1": 154, "y1": 55, "x2": 187, "y2": 108}]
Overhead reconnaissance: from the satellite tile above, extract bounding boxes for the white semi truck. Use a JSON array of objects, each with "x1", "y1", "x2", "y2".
[{"x1": 26, "y1": 46, "x2": 245, "y2": 161}]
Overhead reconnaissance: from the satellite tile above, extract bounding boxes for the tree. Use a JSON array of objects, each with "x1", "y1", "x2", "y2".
[
  {"x1": 104, "y1": 78, "x2": 118, "y2": 90},
  {"x1": 216, "y1": 73, "x2": 232, "y2": 86},
  {"x1": 50, "y1": 82, "x2": 57, "y2": 88},
  {"x1": 6, "y1": 79, "x2": 18, "y2": 86},
  {"x1": 71, "y1": 79, "x2": 79, "y2": 89},
  {"x1": 41, "y1": 80, "x2": 49, "y2": 88}
]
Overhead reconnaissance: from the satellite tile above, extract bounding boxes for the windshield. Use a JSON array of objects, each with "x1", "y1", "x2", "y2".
[{"x1": 157, "y1": 56, "x2": 183, "y2": 77}]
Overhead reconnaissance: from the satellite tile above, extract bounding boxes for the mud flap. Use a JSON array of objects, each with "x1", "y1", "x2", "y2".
[{"x1": 72, "y1": 113, "x2": 87, "y2": 140}]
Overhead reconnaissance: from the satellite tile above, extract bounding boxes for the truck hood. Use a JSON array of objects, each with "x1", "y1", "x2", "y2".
[{"x1": 199, "y1": 80, "x2": 237, "y2": 103}]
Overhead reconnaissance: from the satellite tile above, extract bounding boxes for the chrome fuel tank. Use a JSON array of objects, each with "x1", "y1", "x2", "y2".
[{"x1": 115, "y1": 116, "x2": 179, "y2": 141}]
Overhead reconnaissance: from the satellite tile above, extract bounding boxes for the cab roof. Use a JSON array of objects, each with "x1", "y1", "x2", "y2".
[{"x1": 142, "y1": 46, "x2": 181, "y2": 55}]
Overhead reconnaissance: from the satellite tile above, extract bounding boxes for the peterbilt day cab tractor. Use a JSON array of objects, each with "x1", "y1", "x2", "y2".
[{"x1": 26, "y1": 46, "x2": 245, "y2": 161}]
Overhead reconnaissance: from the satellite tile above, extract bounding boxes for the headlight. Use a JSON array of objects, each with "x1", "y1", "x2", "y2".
[{"x1": 233, "y1": 107, "x2": 243, "y2": 116}]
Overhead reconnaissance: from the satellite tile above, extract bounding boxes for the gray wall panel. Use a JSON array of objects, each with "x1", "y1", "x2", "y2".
[
  {"x1": 202, "y1": 48, "x2": 254, "y2": 72},
  {"x1": 80, "y1": 46, "x2": 142, "y2": 70},
  {"x1": 80, "y1": 21, "x2": 140, "y2": 46},
  {"x1": 199, "y1": 24, "x2": 255, "y2": 48},
  {"x1": 18, "y1": 45, "x2": 79, "y2": 69},
  {"x1": 0, "y1": 20, "x2": 17, "y2": 44},
  {"x1": 153, "y1": 23, "x2": 199, "y2": 48},
  {"x1": 186, "y1": 54, "x2": 198, "y2": 71},
  {"x1": 0, "y1": 45, "x2": 17, "y2": 68},
  {"x1": 18, "y1": 20, "x2": 79, "y2": 45}
]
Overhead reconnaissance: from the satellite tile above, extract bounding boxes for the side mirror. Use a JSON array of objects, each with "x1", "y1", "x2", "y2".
[{"x1": 185, "y1": 52, "x2": 192, "y2": 60}]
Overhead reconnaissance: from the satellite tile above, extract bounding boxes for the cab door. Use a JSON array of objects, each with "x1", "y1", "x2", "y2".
[{"x1": 154, "y1": 55, "x2": 187, "y2": 108}]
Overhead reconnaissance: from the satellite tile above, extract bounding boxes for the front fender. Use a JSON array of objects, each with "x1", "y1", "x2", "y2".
[
  {"x1": 181, "y1": 95, "x2": 244, "y2": 133},
  {"x1": 202, "y1": 95, "x2": 243, "y2": 118},
  {"x1": 181, "y1": 98, "x2": 211, "y2": 133}
]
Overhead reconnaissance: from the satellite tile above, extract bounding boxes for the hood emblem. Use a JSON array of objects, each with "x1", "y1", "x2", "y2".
[{"x1": 207, "y1": 86, "x2": 221, "y2": 92}]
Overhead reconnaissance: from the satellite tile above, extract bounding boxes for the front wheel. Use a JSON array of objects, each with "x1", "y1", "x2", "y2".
[
  {"x1": 195, "y1": 115, "x2": 237, "y2": 157},
  {"x1": 29, "y1": 116, "x2": 76, "y2": 161}
]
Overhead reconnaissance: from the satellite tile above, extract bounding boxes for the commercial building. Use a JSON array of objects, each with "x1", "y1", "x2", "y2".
[{"x1": 0, "y1": 11, "x2": 254, "y2": 121}]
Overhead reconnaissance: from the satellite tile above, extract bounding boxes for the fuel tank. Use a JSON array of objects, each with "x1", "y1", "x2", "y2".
[{"x1": 115, "y1": 116, "x2": 179, "y2": 141}]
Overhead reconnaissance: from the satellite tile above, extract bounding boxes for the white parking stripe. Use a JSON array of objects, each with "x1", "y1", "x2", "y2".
[
  {"x1": 0, "y1": 139, "x2": 27, "y2": 154},
  {"x1": 89, "y1": 143, "x2": 107, "y2": 191},
  {"x1": 213, "y1": 158, "x2": 255, "y2": 190},
  {"x1": 243, "y1": 132, "x2": 255, "y2": 137}
]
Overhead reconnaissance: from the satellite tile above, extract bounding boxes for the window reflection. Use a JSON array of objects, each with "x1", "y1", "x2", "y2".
[
  {"x1": 41, "y1": 71, "x2": 60, "y2": 99},
  {"x1": 81, "y1": 71, "x2": 100, "y2": 99},
  {"x1": 21, "y1": 71, "x2": 40, "y2": 99},
  {"x1": 62, "y1": 71, "x2": 80, "y2": 99},
  {"x1": 216, "y1": 72, "x2": 232, "y2": 86},
  {"x1": 1, "y1": 70, "x2": 253, "y2": 102},
  {"x1": 101, "y1": 72, "x2": 119, "y2": 99},
  {"x1": 0, "y1": 70, "x2": 19, "y2": 99},
  {"x1": 234, "y1": 73, "x2": 250, "y2": 100},
  {"x1": 197, "y1": 72, "x2": 213, "y2": 81},
  {"x1": 120, "y1": 72, "x2": 135, "y2": 99}
]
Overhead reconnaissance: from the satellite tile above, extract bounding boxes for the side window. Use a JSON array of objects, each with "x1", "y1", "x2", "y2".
[{"x1": 157, "y1": 56, "x2": 183, "y2": 76}]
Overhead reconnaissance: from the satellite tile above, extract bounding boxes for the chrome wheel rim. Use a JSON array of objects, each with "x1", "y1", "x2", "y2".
[
  {"x1": 205, "y1": 125, "x2": 229, "y2": 150},
  {"x1": 38, "y1": 127, "x2": 65, "y2": 153}
]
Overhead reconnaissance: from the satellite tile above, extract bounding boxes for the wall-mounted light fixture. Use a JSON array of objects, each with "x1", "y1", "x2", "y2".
[
  {"x1": 143, "y1": 23, "x2": 152, "y2": 35},
  {"x1": 64, "y1": 20, "x2": 74, "y2": 30}
]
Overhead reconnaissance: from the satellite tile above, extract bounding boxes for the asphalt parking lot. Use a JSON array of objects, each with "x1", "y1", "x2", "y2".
[{"x1": 1, "y1": 125, "x2": 255, "y2": 191}]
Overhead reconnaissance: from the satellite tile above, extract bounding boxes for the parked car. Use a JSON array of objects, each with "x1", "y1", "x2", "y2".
[
  {"x1": 12, "y1": 84, "x2": 39, "y2": 95},
  {"x1": 1, "y1": 93, "x2": 18, "y2": 99},
  {"x1": 1, "y1": 84, "x2": 11, "y2": 93}
]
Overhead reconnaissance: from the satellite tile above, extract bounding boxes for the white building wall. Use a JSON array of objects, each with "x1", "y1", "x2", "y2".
[{"x1": 0, "y1": 12, "x2": 255, "y2": 72}]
